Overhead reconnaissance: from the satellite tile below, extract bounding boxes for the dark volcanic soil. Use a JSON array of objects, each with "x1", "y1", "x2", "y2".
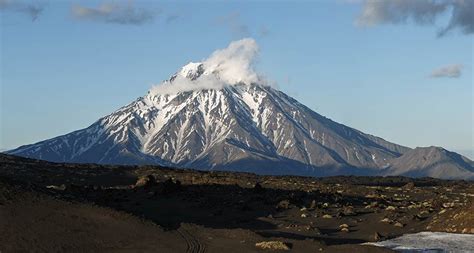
[{"x1": 1, "y1": 154, "x2": 473, "y2": 252}]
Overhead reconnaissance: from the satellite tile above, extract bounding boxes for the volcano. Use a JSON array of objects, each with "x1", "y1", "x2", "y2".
[{"x1": 7, "y1": 39, "x2": 473, "y2": 179}]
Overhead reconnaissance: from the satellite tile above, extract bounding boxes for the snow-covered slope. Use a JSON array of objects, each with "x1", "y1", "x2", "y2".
[
  {"x1": 8, "y1": 80, "x2": 408, "y2": 175},
  {"x1": 7, "y1": 39, "x2": 473, "y2": 179}
]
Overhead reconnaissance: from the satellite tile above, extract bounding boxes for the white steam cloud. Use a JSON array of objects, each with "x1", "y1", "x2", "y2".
[
  {"x1": 430, "y1": 64, "x2": 463, "y2": 78},
  {"x1": 204, "y1": 38, "x2": 260, "y2": 85},
  {"x1": 151, "y1": 38, "x2": 265, "y2": 95}
]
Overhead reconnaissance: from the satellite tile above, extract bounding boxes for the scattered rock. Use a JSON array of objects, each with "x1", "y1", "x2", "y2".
[
  {"x1": 322, "y1": 214, "x2": 332, "y2": 219},
  {"x1": 135, "y1": 175, "x2": 156, "y2": 188},
  {"x1": 442, "y1": 202, "x2": 455, "y2": 208},
  {"x1": 339, "y1": 224, "x2": 349, "y2": 229},
  {"x1": 394, "y1": 222, "x2": 404, "y2": 227},
  {"x1": 46, "y1": 184, "x2": 66, "y2": 191},
  {"x1": 402, "y1": 182, "x2": 415, "y2": 190},
  {"x1": 342, "y1": 206, "x2": 356, "y2": 216},
  {"x1": 373, "y1": 232, "x2": 382, "y2": 241},
  {"x1": 385, "y1": 206, "x2": 396, "y2": 211},
  {"x1": 309, "y1": 200, "x2": 317, "y2": 209},
  {"x1": 365, "y1": 201, "x2": 379, "y2": 209},
  {"x1": 301, "y1": 213, "x2": 307, "y2": 218},
  {"x1": 276, "y1": 200, "x2": 290, "y2": 210},
  {"x1": 340, "y1": 227, "x2": 349, "y2": 232},
  {"x1": 304, "y1": 225, "x2": 321, "y2": 234},
  {"x1": 255, "y1": 241, "x2": 290, "y2": 250},
  {"x1": 380, "y1": 218, "x2": 392, "y2": 223},
  {"x1": 407, "y1": 204, "x2": 419, "y2": 209}
]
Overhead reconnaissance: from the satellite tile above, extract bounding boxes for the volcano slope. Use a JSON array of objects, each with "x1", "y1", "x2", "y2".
[{"x1": 1, "y1": 154, "x2": 473, "y2": 253}]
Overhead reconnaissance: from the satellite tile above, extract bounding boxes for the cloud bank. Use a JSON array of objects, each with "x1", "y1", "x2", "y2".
[
  {"x1": 0, "y1": 0, "x2": 44, "y2": 21},
  {"x1": 356, "y1": 0, "x2": 473, "y2": 36},
  {"x1": 72, "y1": 2, "x2": 156, "y2": 25},
  {"x1": 430, "y1": 64, "x2": 463, "y2": 78},
  {"x1": 151, "y1": 38, "x2": 265, "y2": 95}
]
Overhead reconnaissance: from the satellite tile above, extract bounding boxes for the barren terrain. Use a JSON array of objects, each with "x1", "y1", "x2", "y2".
[{"x1": 1, "y1": 154, "x2": 473, "y2": 252}]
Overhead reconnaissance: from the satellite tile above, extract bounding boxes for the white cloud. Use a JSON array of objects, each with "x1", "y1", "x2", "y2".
[
  {"x1": 356, "y1": 0, "x2": 473, "y2": 36},
  {"x1": 430, "y1": 64, "x2": 463, "y2": 78},
  {"x1": 0, "y1": 0, "x2": 44, "y2": 21},
  {"x1": 71, "y1": 2, "x2": 156, "y2": 25},
  {"x1": 150, "y1": 38, "x2": 267, "y2": 95}
]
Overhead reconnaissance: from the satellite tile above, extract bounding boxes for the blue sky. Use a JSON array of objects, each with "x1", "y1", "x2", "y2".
[{"x1": 1, "y1": 0, "x2": 472, "y2": 158}]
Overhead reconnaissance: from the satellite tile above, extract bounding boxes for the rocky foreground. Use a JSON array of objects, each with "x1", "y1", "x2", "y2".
[{"x1": 0, "y1": 154, "x2": 473, "y2": 252}]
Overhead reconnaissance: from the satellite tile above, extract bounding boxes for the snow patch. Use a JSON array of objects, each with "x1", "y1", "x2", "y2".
[{"x1": 364, "y1": 232, "x2": 474, "y2": 252}]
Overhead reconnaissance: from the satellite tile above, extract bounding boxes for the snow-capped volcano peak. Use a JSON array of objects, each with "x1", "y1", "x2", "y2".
[
  {"x1": 179, "y1": 62, "x2": 204, "y2": 79},
  {"x1": 151, "y1": 38, "x2": 263, "y2": 96}
]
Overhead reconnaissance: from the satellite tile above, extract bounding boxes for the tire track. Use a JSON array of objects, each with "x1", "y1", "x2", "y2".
[{"x1": 176, "y1": 226, "x2": 206, "y2": 253}]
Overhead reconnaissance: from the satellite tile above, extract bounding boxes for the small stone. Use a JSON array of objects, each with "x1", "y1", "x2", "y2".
[
  {"x1": 342, "y1": 206, "x2": 356, "y2": 216},
  {"x1": 340, "y1": 227, "x2": 349, "y2": 232},
  {"x1": 309, "y1": 200, "x2": 317, "y2": 209},
  {"x1": 46, "y1": 184, "x2": 66, "y2": 191},
  {"x1": 339, "y1": 224, "x2": 349, "y2": 229},
  {"x1": 322, "y1": 214, "x2": 332, "y2": 219},
  {"x1": 443, "y1": 202, "x2": 455, "y2": 208},
  {"x1": 373, "y1": 232, "x2": 382, "y2": 241},
  {"x1": 402, "y1": 182, "x2": 415, "y2": 190},
  {"x1": 305, "y1": 225, "x2": 321, "y2": 234},
  {"x1": 380, "y1": 218, "x2": 392, "y2": 223},
  {"x1": 134, "y1": 175, "x2": 156, "y2": 188},
  {"x1": 394, "y1": 222, "x2": 404, "y2": 227},
  {"x1": 385, "y1": 206, "x2": 396, "y2": 211},
  {"x1": 276, "y1": 200, "x2": 290, "y2": 210},
  {"x1": 301, "y1": 213, "x2": 307, "y2": 218}
]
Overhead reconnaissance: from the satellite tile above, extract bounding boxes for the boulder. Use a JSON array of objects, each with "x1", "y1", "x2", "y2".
[{"x1": 255, "y1": 241, "x2": 290, "y2": 250}]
